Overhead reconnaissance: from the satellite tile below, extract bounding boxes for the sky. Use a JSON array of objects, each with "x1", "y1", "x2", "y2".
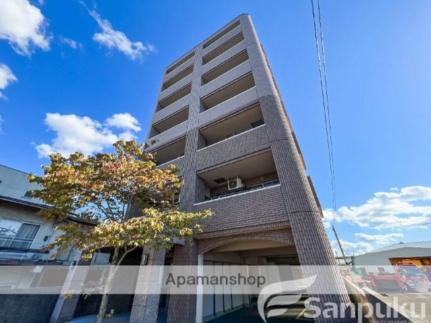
[{"x1": 0, "y1": 0, "x2": 430, "y2": 256}]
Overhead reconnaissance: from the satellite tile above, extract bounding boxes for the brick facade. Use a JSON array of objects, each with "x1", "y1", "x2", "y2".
[{"x1": 132, "y1": 14, "x2": 351, "y2": 323}]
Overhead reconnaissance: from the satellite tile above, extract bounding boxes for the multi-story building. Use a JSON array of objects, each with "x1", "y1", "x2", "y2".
[{"x1": 130, "y1": 14, "x2": 350, "y2": 323}]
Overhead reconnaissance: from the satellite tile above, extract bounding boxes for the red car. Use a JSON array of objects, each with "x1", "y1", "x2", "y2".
[
  {"x1": 369, "y1": 266, "x2": 430, "y2": 293},
  {"x1": 398, "y1": 265, "x2": 430, "y2": 292}
]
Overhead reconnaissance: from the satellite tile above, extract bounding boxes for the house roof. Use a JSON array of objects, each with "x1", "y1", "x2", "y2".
[
  {"x1": 0, "y1": 164, "x2": 43, "y2": 205},
  {"x1": 0, "y1": 165, "x2": 96, "y2": 226},
  {"x1": 370, "y1": 241, "x2": 431, "y2": 253}
]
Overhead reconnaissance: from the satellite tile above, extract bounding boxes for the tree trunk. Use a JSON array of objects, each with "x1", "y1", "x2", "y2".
[{"x1": 96, "y1": 247, "x2": 119, "y2": 323}]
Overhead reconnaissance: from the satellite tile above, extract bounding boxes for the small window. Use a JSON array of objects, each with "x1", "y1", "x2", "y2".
[
  {"x1": 0, "y1": 219, "x2": 39, "y2": 249},
  {"x1": 173, "y1": 192, "x2": 180, "y2": 205}
]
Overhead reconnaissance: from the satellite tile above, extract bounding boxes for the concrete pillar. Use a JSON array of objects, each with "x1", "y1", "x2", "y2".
[
  {"x1": 195, "y1": 254, "x2": 204, "y2": 323},
  {"x1": 166, "y1": 242, "x2": 198, "y2": 323},
  {"x1": 50, "y1": 291, "x2": 81, "y2": 323},
  {"x1": 130, "y1": 248, "x2": 166, "y2": 323},
  {"x1": 49, "y1": 251, "x2": 86, "y2": 323}
]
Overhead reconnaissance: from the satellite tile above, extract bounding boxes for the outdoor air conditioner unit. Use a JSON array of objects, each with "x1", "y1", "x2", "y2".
[{"x1": 227, "y1": 176, "x2": 244, "y2": 191}]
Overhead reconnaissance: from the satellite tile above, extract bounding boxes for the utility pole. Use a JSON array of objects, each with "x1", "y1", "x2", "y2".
[{"x1": 332, "y1": 224, "x2": 348, "y2": 265}]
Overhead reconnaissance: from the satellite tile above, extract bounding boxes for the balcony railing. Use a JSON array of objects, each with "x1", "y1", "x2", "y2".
[
  {"x1": 202, "y1": 33, "x2": 244, "y2": 64},
  {"x1": 203, "y1": 20, "x2": 240, "y2": 49},
  {"x1": 200, "y1": 72, "x2": 255, "y2": 111},
  {"x1": 0, "y1": 237, "x2": 33, "y2": 249},
  {"x1": 204, "y1": 180, "x2": 280, "y2": 201},
  {"x1": 166, "y1": 51, "x2": 195, "y2": 75},
  {"x1": 0, "y1": 237, "x2": 51, "y2": 263}
]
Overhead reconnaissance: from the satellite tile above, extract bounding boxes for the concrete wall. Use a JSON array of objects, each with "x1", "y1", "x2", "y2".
[{"x1": 0, "y1": 295, "x2": 59, "y2": 323}]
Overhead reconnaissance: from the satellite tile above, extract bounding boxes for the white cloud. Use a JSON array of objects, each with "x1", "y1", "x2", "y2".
[
  {"x1": 87, "y1": 9, "x2": 155, "y2": 60},
  {"x1": 0, "y1": 64, "x2": 18, "y2": 99},
  {"x1": 332, "y1": 233, "x2": 404, "y2": 256},
  {"x1": 354, "y1": 232, "x2": 404, "y2": 244},
  {"x1": 332, "y1": 240, "x2": 374, "y2": 256},
  {"x1": 106, "y1": 113, "x2": 141, "y2": 132},
  {"x1": 0, "y1": 0, "x2": 50, "y2": 55},
  {"x1": 324, "y1": 186, "x2": 431, "y2": 229},
  {"x1": 59, "y1": 36, "x2": 83, "y2": 49},
  {"x1": 36, "y1": 113, "x2": 141, "y2": 158}
]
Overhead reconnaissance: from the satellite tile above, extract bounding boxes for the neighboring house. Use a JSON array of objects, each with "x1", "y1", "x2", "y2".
[
  {"x1": 353, "y1": 241, "x2": 431, "y2": 273},
  {"x1": 0, "y1": 164, "x2": 93, "y2": 264},
  {"x1": 0, "y1": 165, "x2": 98, "y2": 323}
]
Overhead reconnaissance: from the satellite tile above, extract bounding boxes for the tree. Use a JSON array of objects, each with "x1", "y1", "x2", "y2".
[{"x1": 29, "y1": 140, "x2": 212, "y2": 323}]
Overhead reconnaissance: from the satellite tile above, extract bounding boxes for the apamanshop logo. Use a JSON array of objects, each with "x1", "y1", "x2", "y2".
[{"x1": 257, "y1": 275, "x2": 316, "y2": 323}]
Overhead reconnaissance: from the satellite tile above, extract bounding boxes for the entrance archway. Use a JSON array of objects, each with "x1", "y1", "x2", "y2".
[{"x1": 196, "y1": 234, "x2": 301, "y2": 322}]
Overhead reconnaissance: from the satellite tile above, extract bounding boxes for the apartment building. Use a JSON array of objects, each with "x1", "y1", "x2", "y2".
[{"x1": 129, "y1": 14, "x2": 351, "y2": 323}]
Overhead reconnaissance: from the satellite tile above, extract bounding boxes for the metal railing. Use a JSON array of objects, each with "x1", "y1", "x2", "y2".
[
  {"x1": 0, "y1": 237, "x2": 33, "y2": 249},
  {"x1": 206, "y1": 179, "x2": 280, "y2": 201}
]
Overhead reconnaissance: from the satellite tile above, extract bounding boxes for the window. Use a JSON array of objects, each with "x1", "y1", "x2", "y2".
[
  {"x1": 0, "y1": 219, "x2": 39, "y2": 249},
  {"x1": 173, "y1": 192, "x2": 180, "y2": 205}
]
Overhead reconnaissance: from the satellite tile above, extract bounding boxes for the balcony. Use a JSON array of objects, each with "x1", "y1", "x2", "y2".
[
  {"x1": 195, "y1": 150, "x2": 279, "y2": 203},
  {"x1": 157, "y1": 83, "x2": 191, "y2": 111},
  {"x1": 150, "y1": 106, "x2": 189, "y2": 138},
  {"x1": 201, "y1": 62, "x2": 252, "y2": 103},
  {"x1": 200, "y1": 72, "x2": 255, "y2": 112},
  {"x1": 203, "y1": 21, "x2": 240, "y2": 49},
  {"x1": 0, "y1": 238, "x2": 50, "y2": 264},
  {"x1": 166, "y1": 51, "x2": 194, "y2": 75},
  {"x1": 201, "y1": 50, "x2": 249, "y2": 85},
  {"x1": 202, "y1": 33, "x2": 244, "y2": 65},
  {"x1": 149, "y1": 121, "x2": 188, "y2": 149},
  {"x1": 198, "y1": 103, "x2": 264, "y2": 148},
  {"x1": 150, "y1": 136, "x2": 186, "y2": 165},
  {"x1": 153, "y1": 94, "x2": 191, "y2": 124},
  {"x1": 162, "y1": 64, "x2": 193, "y2": 91}
]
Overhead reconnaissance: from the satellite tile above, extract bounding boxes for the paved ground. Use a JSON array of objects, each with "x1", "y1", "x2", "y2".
[
  {"x1": 70, "y1": 312, "x2": 129, "y2": 323},
  {"x1": 69, "y1": 305, "x2": 311, "y2": 323},
  {"x1": 210, "y1": 305, "x2": 313, "y2": 323},
  {"x1": 385, "y1": 292, "x2": 431, "y2": 322}
]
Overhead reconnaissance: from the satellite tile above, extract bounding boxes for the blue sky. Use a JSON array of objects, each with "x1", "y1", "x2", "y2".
[{"x1": 1, "y1": 0, "x2": 430, "y2": 255}]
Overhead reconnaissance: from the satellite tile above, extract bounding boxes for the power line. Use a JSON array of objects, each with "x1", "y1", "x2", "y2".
[
  {"x1": 310, "y1": 0, "x2": 336, "y2": 210},
  {"x1": 310, "y1": 0, "x2": 347, "y2": 263}
]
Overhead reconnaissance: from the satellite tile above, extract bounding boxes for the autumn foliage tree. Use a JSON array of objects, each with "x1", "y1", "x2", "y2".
[{"x1": 29, "y1": 140, "x2": 212, "y2": 322}]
